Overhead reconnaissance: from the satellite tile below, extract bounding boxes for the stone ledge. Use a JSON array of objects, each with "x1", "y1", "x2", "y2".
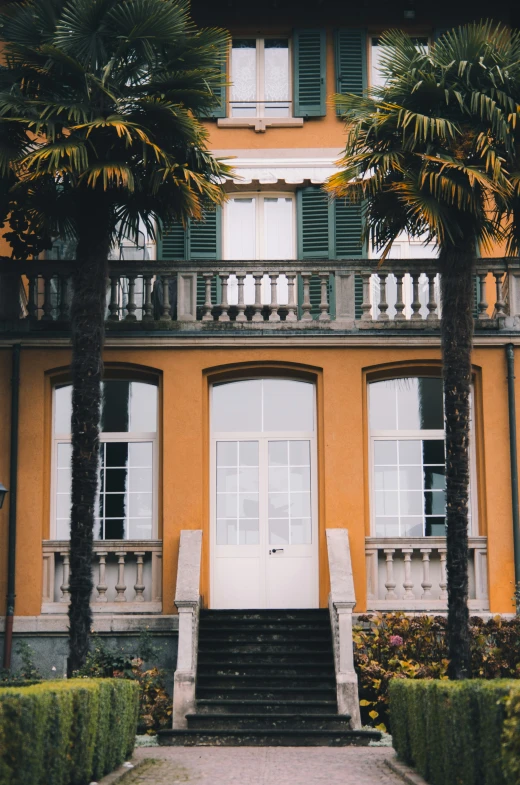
[
  {"x1": 0, "y1": 615, "x2": 178, "y2": 634},
  {"x1": 385, "y1": 755, "x2": 429, "y2": 785}
]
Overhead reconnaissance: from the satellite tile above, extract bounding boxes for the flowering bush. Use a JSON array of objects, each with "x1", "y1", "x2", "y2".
[{"x1": 354, "y1": 613, "x2": 520, "y2": 732}]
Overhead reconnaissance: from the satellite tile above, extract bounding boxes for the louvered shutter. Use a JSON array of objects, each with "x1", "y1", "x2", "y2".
[
  {"x1": 297, "y1": 187, "x2": 330, "y2": 259},
  {"x1": 188, "y1": 207, "x2": 222, "y2": 310},
  {"x1": 354, "y1": 274, "x2": 363, "y2": 319},
  {"x1": 293, "y1": 29, "x2": 326, "y2": 117},
  {"x1": 334, "y1": 29, "x2": 367, "y2": 115},
  {"x1": 334, "y1": 199, "x2": 365, "y2": 258},
  {"x1": 206, "y1": 45, "x2": 228, "y2": 119},
  {"x1": 157, "y1": 223, "x2": 186, "y2": 260}
]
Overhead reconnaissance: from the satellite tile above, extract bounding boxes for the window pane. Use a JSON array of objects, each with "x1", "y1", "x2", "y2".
[
  {"x1": 129, "y1": 442, "x2": 153, "y2": 466},
  {"x1": 264, "y1": 198, "x2": 294, "y2": 260},
  {"x1": 263, "y1": 379, "x2": 314, "y2": 432},
  {"x1": 264, "y1": 39, "x2": 289, "y2": 103},
  {"x1": 423, "y1": 440, "x2": 445, "y2": 464},
  {"x1": 375, "y1": 490, "x2": 398, "y2": 515},
  {"x1": 129, "y1": 492, "x2": 152, "y2": 517},
  {"x1": 369, "y1": 381, "x2": 397, "y2": 430},
  {"x1": 225, "y1": 198, "x2": 256, "y2": 259},
  {"x1": 128, "y1": 383, "x2": 157, "y2": 432},
  {"x1": 375, "y1": 517, "x2": 399, "y2": 537},
  {"x1": 401, "y1": 518, "x2": 423, "y2": 537},
  {"x1": 239, "y1": 441, "x2": 259, "y2": 466},
  {"x1": 216, "y1": 439, "x2": 259, "y2": 546},
  {"x1": 129, "y1": 468, "x2": 153, "y2": 492},
  {"x1": 57, "y1": 442, "x2": 72, "y2": 469},
  {"x1": 217, "y1": 441, "x2": 238, "y2": 466},
  {"x1": 105, "y1": 519, "x2": 125, "y2": 539},
  {"x1": 424, "y1": 490, "x2": 446, "y2": 515},
  {"x1": 374, "y1": 466, "x2": 398, "y2": 490},
  {"x1": 424, "y1": 466, "x2": 445, "y2": 490},
  {"x1": 400, "y1": 490, "x2": 423, "y2": 515},
  {"x1": 105, "y1": 469, "x2": 127, "y2": 493},
  {"x1": 399, "y1": 466, "x2": 422, "y2": 490},
  {"x1": 418, "y1": 379, "x2": 443, "y2": 429},
  {"x1": 128, "y1": 519, "x2": 152, "y2": 539},
  {"x1": 217, "y1": 519, "x2": 237, "y2": 545},
  {"x1": 374, "y1": 440, "x2": 397, "y2": 465},
  {"x1": 291, "y1": 518, "x2": 311, "y2": 544},
  {"x1": 54, "y1": 386, "x2": 72, "y2": 433},
  {"x1": 269, "y1": 441, "x2": 288, "y2": 466},
  {"x1": 426, "y1": 517, "x2": 446, "y2": 536},
  {"x1": 231, "y1": 40, "x2": 257, "y2": 116},
  {"x1": 106, "y1": 442, "x2": 129, "y2": 467},
  {"x1": 213, "y1": 380, "x2": 262, "y2": 432},
  {"x1": 239, "y1": 520, "x2": 259, "y2": 544},
  {"x1": 102, "y1": 381, "x2": 130, "y2": 432},
  {"x1": 270, "y1": 519, "x2": 289, "y2": 545},
  {"x1": 399, "y1": 440, "x2": 421, "y2": 464}
]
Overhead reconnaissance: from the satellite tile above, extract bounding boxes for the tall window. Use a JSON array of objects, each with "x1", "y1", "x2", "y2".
[
  {"x1": 369, "y1": 377, "x2": 447, "y2": 537},
  {"x1": 53, "y1": 380, "x2": 158, "y2": 540},
  {"x1": 231, "y1": 38, "x2": 291, "y2": 118}
]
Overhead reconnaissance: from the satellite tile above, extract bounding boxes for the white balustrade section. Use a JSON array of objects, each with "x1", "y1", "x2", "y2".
[
  {"x1": 326, "y1": 528, "x2": 362, "y2": 729},
  {"x1": 42, "y1": 540, "x2": 162, "y2": 614},
  {"x1": 365, "y1": 536, "x2": 488, "y2": 611},
  {"x1": 172, "y1": 529, "x2": 203, "y2": 729}
]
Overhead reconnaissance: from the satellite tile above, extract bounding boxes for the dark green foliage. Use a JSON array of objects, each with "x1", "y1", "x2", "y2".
[
  {"x1": 389, "y1": 679, "x2": 520, "y2": 785},
  {"x1": 355, "y1": 613, "x2": 520, "y2": 731},
  {"x1": 0, "y1": 678, "x2": 139, "y2": 785}
]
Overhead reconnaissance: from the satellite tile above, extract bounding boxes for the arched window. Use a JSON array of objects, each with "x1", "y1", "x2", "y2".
[
  {"x1": 369, "y1": 377, "x2": 449, "y2": 538},
  {"x1": 52, "y1": 380, "x2": 158, "y2": 540}
]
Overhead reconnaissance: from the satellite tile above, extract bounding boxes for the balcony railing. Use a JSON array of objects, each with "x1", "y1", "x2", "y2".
[
  {"x1": 42, "y1": 540, "x2": 162, "y2": 614},
  {"x1": 1, "y1": 258, "x2": 519, "y2": 333},
  {"x1": 365, "y1": 536, "x2": 489, "y2": 612}
]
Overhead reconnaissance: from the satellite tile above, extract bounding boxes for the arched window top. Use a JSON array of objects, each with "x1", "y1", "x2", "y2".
[
  {"x1": 369, "y1": 377, "x2": 443, "y2": 432},
  {"x1": 212, "y1": 378, "x2": 314, "y2": 433},
  {"x1": 54, "y1": 380, "x2": 157, "y2": 435}
]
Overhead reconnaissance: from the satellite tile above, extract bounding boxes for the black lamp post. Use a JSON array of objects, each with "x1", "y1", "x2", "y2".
[{"x1": 0, "y1": 482, "x2": 7, "y2": 509}]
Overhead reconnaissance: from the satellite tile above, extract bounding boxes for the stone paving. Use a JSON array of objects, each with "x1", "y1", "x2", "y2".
[{"x1": 120, "y1": 747, "x2": 405, "y2": 785}]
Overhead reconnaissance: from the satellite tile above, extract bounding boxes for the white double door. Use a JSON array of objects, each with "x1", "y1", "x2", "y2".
[{"x1": 211, "y1": 436, "x2": 318, "y2": 609}]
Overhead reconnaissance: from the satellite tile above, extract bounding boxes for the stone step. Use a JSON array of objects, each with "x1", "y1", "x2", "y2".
[
  {"x1": 199, "y1": 631, "x2": 332, "y2": 644},
  {"x1": 185, "y1": 713, "x2": 352, "y2": 731},
  {"x1": 198, "y1": 643, "x2": 333, "y2": 655},
  {"x1": 197, "y1": 674, "x2": 337, "y2": 689},
  {"x1": 195, "y1": 699, "x2": 338, "y2": 715},
  {"x1": 197, "y1": 686, "x2": 337, "y2": 701},
  {"x1": 197, "y1": 662, "x2": 335, "y2": 677},
  {"x1": 200, "y1": 610, "x2": 329, "y2": 623},
  {"x1": 200, "y1": 621, "x2": 331, "y2": 632},
  {"x1": 158, "y1": 728, "x2": 381, "y2": 747},
  {"x1": 197, "y1": 653, "x2": 335, "y2": 666}
]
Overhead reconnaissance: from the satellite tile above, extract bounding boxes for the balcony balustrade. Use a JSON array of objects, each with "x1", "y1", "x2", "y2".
[
  {"x1": 1, "y1": 258, "x2": 519, "y2": 333},
  {"x1": 42, "y1": 540, "x2": 162, "y2": 614},
  {"x1": 365, "y1": 536, "x2": 489, "y2": 612}
]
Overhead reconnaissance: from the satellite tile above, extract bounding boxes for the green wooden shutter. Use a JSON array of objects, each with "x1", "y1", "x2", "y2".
[
  {"x1": 188, "y1": 207, "x2": 222, "y2": 260},
  {"x1": 206, "y1": 45, "x2": 228, "y2": 119},
  {"x1": 334, "y1": 199, "x2": 365, "y2": 258},
  {"x1": 334, "y1": 29, "x2": 367, "y2": 115},
  {"x1": 293, "y1": 29, "x2": 326, "y2": 117},
  {"x1": 297, "y1": 187, "x2": 330, "y2": 258},
  {"x1": 354, "y1": 274, "x2": 363, "y2": 319},
  {"x1": 157, "y1": 222, "x2": 186, "y2": 260}
]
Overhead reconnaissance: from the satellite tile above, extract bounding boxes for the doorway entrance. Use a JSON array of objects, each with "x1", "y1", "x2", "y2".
[{"x1": 210, "y1": 378, "x2": 318, "y2": 609}]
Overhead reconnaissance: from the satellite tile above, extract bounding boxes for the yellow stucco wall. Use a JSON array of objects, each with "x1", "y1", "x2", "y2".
[{"x1": 0, "y1": 343, "x2": 515, "y2": 618}]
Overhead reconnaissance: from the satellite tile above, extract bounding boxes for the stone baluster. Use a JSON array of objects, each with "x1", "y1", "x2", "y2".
[
  {"x1": 426, "y1": 273, "x2": 439, "y2": 321},
  {"x1": 384, "y1": 549, "x2": 397, "y2": 600},
  {"x1": 134, "y1": 551, "x2": 146, "y2": 602},
  {"x1": 378, "y1": 273, "x2": 389, "y2": 321},
  {"x1": 439, "y1": 548, "x2": 448, "y2": 599},
  {"x1": 318, "y1": 272, "x2": 331, "y2": 321},
  {"x1": 361, "y1": 272, "x2": 372, "y2": 321},
  {"x1": 114, "y1": 551, "x2": 127, "y2": 601},
  {"x1": 252, "y1": 273, "x2": 264, "y2": 322},
  {"x1": 59, "y1": 275, "x2": 71, "y2": 321},
  {"x1": 202, "y1": 273, "x2": 214, "y2": 321},
  {"x1": 300, "y1": 272, "x2": 313, "y2": 321},
  {"x1": 142, "y1": 275, "x2": 154, "y2": 321},
  {"x1": 402, "y1": 548, "x2": 415, "y2": 599},
  {"x1": 125, "y1": 276, "x2": 137, "y2": 321},
  {"x1": 60, "y1": 551, "x2": 70, "y2": 602},
  {"x1": 269, "y1": 273, "x2": 281, "y2": 322},
  {"x1": 420, "y1": 549, "x2": 433, "y2": 599},
  {"x1": 160, "y1": 275, "x2": 172, "y2": 320},
  {"x1": 478, "y1": 272, "x2": 489, "y2": 320},
  {"x1": 96, "y1": 551, "x2": 108, "y2": 602},
  {"x1": 42, "y1": 275, "x2": 54, "y2": 321},
  {"x1": 27, "y1": 276, "x2": 38, "y2": 320},
  {"x1": 410, "y1": 273, "x2": 422, "y2": 320},
  {"x1": 394, "y1": 274, "x2": 406, "y2": 320},
  {"x1": 286, "y1": 273, "x2": 297, "y2": 322},
  {"x1": 108, "y1": 275, "x2": 120, "y2": 321},
  {"x1": 494, "y1": 271, "x2": 506, "y2": 317},
  {"x1": 236, "y1": 273, "x2": 247, "y2": 322},
  {"x1": 219, "y1": 273, "x2": 230, "y2": 322}
]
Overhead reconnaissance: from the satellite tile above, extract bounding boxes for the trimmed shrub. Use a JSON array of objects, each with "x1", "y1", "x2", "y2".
[
  {"x1": 389, "y1": 679, "x2": 518, "y2": 785},
  {"x1": 0, "y1": 678, "x2": 139, "y2": 785}
]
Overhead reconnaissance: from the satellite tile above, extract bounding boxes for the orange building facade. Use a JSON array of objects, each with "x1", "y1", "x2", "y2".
[{"x1": 1, "y1": 0, "x2": 519, "y2": 675}]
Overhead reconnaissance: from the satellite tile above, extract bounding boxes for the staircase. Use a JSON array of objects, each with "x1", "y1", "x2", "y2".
[{"x1": 158, "y1": 609, "x2": 380, "y2": 746}]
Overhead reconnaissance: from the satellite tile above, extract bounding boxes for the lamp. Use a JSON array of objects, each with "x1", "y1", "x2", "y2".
[{"x1": 0, "y1": 483, "x2": 7, "y2": 509}]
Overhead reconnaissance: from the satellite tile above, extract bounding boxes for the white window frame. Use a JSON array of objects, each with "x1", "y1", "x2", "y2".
[
  {"x1": 223, "y1": 192, "x2": 297, "y2": 260},
  {"x1": 229, "y1": 36, "x2": 293, "y2": 119},
  {"x1": 368, "y1": 378, "x2": 479, "y2": 538},
  {"x1": 50, "y1": 383, "x2": 159, "y2": 541}
]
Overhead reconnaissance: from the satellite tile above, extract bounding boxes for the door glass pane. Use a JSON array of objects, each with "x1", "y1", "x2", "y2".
[
  {"x1": 213, "y1": 380, "x2": 262, "y2": 432},
  {"x1": 263, "y1": 379, "x2": 314, "y2": 432},
  {"x1": 216, "y1": 441, "x2": 259, "y2": 545},
  {"x1": 264, "y1": 39, "x2": 290, "y2": 116},
  {"x1": 54, "y1": 386, "x2": 72, "y2": 433},
  {"x1": 264, "y1": 198, "x2": 294, "y2": 261},
  {"x1": 268, "y1": 440, "x2": 312, "y2": 545},
  {"x1": 226, "y1": 198, "x2": 256, "y2": 260},
  {"x1": 231, "y1": 39, "x2": 257, "y2": 116}
]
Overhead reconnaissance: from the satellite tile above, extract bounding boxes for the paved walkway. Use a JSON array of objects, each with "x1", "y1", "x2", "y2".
[{"x1": 124, "y1": 747, "x2": 404, "y2": 785}]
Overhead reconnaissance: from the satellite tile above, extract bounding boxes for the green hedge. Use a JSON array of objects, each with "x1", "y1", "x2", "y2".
[
  {"x1": 0, "y1": 678, "x2": 139, "y2": 785},
  {"x1": 390, "y1": 679, "x2": 520, "y2": 785}
]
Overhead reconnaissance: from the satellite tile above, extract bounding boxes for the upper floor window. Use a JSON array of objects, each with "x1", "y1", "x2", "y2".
[
  {"x1": 53, "y1": 380, "x2": 158, "y2": 541},
  {"x1": 370, "y1": 37, "x2": 429, "y2": 89},
  {"x1": 224, "y1": 195, "x2": 295, "y2": 260},
  {"x1": 231, "y1": 38, "x2": 291, "y2": 118},
  {"x1": 369, "y1": 377, "x2": 446, "y2": 538}
]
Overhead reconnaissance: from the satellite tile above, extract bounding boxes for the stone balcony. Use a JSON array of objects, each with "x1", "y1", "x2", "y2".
[{"x1": 1, "y1": 258, "x2": 519, "y2": 337}]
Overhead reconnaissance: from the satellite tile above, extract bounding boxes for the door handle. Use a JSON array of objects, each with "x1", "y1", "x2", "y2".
[{"x1": 269, "y1": 548, "x2": 284, "y2": 554}]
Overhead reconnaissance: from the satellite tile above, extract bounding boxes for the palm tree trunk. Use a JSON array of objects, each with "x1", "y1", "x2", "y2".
[
  {"x1": 440, "y1": 248, "x2": 475, "y2": 680},
  {"x1": 67, "y1": 199, "x2": 111, "y2": 676}
]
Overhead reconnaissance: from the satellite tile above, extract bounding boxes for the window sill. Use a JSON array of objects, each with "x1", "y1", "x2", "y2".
[{"x1": 217, "y1": 117, "x2": 304, "y2": 133}]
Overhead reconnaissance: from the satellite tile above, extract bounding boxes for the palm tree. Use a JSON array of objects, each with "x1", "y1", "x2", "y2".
[
  {"x1": 0, "y1": 0, "x2": 231, "y2": 674},
  {"x1": 326, "y1": 22, "x2": 520, "y2": 679}
]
